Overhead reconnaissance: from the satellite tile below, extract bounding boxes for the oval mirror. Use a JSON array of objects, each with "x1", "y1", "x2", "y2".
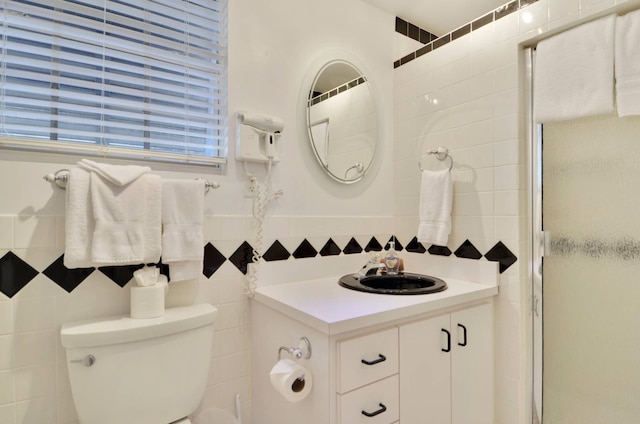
[{"x1": 306, "y1": 60, "x2": 378, "y2": 184}]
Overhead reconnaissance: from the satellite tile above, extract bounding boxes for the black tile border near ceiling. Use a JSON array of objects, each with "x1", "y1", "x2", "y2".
[
  {"x1": 0, "y1": 236, "x2": 518, "y2": 298},
  {"x1": 394, "y1": 0, "x2": 539, "y2": 69}
]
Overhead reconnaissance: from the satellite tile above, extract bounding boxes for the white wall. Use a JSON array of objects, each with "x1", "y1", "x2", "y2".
[
  {"x1": 393, "y1": 0, "x2": 640, "y2": 422},
  {"x1": 0, "y1": 0, "x2": 394, "y2": 423}
]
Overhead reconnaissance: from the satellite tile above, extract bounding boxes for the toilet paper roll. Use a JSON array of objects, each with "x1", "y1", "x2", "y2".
[
  {"x1": 130, "y1": 279, "x2": 168, "y2": 319},
  {"x1": 269, "y1": 359, "x2": 313, "y2": 402}
]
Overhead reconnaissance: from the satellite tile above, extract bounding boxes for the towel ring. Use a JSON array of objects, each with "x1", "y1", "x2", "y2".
[{"x1": 417, "y1": 146, "x2": 453, "y2": 172}]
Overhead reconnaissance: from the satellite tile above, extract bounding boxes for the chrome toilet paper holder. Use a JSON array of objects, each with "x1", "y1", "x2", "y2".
[{"x1": 278, "y1": 337, "x2": 312, "y2": 361}]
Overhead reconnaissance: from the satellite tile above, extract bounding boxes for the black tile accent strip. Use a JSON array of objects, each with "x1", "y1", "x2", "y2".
[
  {"x1": 203, "y1": 242, "x2": 226, "y2": 277},
  {"x1": 99, "y1": 264, "x2": 145, "y2": 287},
  {"x1": 0, "y1": 251, "x2": 39, "y2": 298},
  {"x1": 292, "y1": 239, "x2": 318, "y2": 259},
  {"x1": 43, "y1": 255, "x2": 94, "y2": 293},
  {"x1": 308, "y1": 75, "x2": 368, "y2": 106},
  {"x1": 394, "y1": 0, "x2": 539, "y2": 68},
  {"x1": 229, "y1": 241, "x2": 254, "y2": 275},
  {"x1": 263, "y1": 240, "x2": 291, "y2": 262},
  {"x1": 343, "y1": 237, "x2": 363, "y2": 254},
  {"x1": 454, "y1": 239, "x2": 483, "y2": 260},
  {"x1": 2, "y1": 236, "x2": 520, "y2": 293},
  {"x1": 405, "y1": 237, "x2": 427, "y2": 254},
  {"x1": 428, "y1": 245, "x2": 452, "y2": 256},
  {"x1": 320, "y1": 238, "x2": 342, "y2": 256},
  {"x1": 485, "y1": 241, "x2": 518, "y2": 273},
  {"x1": 364, "y1": 237, "x2": 383, "y2": 252},
  {"x1": 451, "y1": 24, "x2": 471, "y2": 41},
  {"x1": 395, "y1": 17, "x2": 438, "y2": 44}
]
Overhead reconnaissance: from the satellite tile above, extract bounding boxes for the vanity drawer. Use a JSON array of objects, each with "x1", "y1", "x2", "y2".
[
  {"x1": 338, "y1": 374, "x2": 399, "y2": 424},
  {"x1": 338, "y1": 327, "x2": 398, "y2": 393}
]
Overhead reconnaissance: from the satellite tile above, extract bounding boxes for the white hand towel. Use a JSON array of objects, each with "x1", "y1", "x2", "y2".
[
  {"x1": 78, "y1": 159, "x2": 151, "y2": 186},
  {"x1": 162, "y1": 179, "x2": 205, "y2": 281},
  {"x1": 64, "y1": 166, "x2": 94, "y2": 268},
  {"x1": 615, "y1": 10, "x2": 640, "y2": 117},
  {"x1": 533, "y1": 15, "x2": 615, "y2": 123},
  {"x1": 90, "y1": 172, "x2": 162, "y2": 265},
  {"x1": 417, "y1": 169, "x2": 453, "y2": 247}
]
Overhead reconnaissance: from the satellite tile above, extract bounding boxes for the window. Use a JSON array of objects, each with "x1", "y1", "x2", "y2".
[{"x1": 0, "y1": 0, "x2": 228, "y2": 166}]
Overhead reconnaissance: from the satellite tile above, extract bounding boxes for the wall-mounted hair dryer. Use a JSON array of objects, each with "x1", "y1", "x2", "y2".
[{"x1": 236, "y1": 111, "x2": 284, "y2": 163}]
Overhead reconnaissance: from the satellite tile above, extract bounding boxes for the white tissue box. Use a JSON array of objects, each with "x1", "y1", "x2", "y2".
[{"x1": 130, "y1": 277, "x2": 168, "y2": 319}]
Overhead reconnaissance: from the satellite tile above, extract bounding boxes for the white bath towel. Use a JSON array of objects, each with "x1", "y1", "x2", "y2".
[
  {"x1": 78, "y1": 159, "x2": 151, "y2": 186},
  {"x1": 615, "y1": 10, "x2": 640, "y2": 117},
  {"x1": 64, "y1": 166, "x2": 94, "y2": 268},
  {"x1": 90, "y1": 172, "x2": 162, "y2": 265},
  {"x1": 162, "y1": 179, "x2": 205, "y2": 281},
  {"x1": 533, "y1": 15, "x2": 616, "y2": 123},
  {"x1": 417, "y1": 169, "x2": 453, "y2": 247}
]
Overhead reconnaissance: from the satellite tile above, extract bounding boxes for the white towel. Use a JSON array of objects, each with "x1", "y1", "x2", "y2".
[
  {"x1": 78, "y1": 159, "x2": 151, "y2": 186},
  {"x1": 534, "y1": 15, "x2": 616, "y2": 123},
  {"x1": 63, "y1": 161, "x2": 161, "y2": 268},
  {"x1": 64, "y1": 166, "x2": 94, "y2": 268},
  {"x1": 417, "y1": 169, "x2": 453, "y2": 247},
  {"x1": 90, "y1": 172, "x2": 162, "y2": 265},
  {"x1": 162, "y1": 179, "x2": 205, "y2": 281},
  {"x1": 615, "y1": 10, "x2": 640, "y2": 117}
]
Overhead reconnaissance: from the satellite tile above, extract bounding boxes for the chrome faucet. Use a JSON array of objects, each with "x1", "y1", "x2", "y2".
[{"x1": 356, "y1": 261, "x2": 385, "y2": 278}]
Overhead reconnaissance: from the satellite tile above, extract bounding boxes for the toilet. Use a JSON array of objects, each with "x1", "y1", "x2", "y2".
[{"x1": 60, "y1": 303, "x2": 217, "y2": 424}]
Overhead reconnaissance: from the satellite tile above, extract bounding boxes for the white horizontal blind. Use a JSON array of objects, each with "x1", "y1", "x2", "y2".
[{"x1": 0, "y1": 0, "x2": 228, "y2": 165}]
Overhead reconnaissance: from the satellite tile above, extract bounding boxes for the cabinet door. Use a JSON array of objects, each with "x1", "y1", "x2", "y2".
[
  {"x1": 399, "y1": 314, "x2": 451, "y2": 424},
  {"x1": 451, "y1": 303, "x2": 494, "y2": 424}
]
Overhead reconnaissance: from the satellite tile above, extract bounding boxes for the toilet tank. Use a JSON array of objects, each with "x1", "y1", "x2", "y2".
[{"x1": 61, "y1": 304, "x2": 217, "y2": 424}]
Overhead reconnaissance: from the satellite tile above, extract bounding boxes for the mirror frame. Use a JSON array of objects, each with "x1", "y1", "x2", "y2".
[{"x1": 299, "y1": 50, "x2": 382, "y2": 185}]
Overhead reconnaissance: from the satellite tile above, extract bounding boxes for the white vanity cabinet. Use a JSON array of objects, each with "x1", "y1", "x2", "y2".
[
  {"x1": 399, "y1": 302, "x2": 494, "y2": 424},
  {"x1": 337, "y1": 328, "x2": 400, "y2": 424}
]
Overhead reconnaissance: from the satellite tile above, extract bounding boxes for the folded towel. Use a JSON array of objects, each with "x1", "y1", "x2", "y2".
[
  {"x1": 417, "y1": 169, "x2": 453, "y2": 247},
  {"x1": 162, "y1": 179, "x2": 205, "y2": 281},
  {"x1": 78, "y1": 159, "x2": 151, "y2": 186},
  {"x1": 90, "y1": 172, "x2": 162, "y2": 265},
  {"x1": 64, "y1": 166, "x2": 94, "y2": 268},
  {"x1": 534, "y1": 15, "x2": 615, "y2": 123},
  {"x1": 615, "y1": 10, "x2": 640, "y2": 117}
]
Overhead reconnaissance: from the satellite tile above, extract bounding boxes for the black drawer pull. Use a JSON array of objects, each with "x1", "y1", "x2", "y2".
[
  {"x1": 361, "y1": 354, "x2": 386, "y2": 366},
  {"x1": 362, "y1": 403, "x2": 387, "y2": 417},
  {"x1": 458, "y1": 323, "x2": 468, "y2": 347},
  {"x1": 442, "y1": 329, "x2": 451, "y2": 352}
]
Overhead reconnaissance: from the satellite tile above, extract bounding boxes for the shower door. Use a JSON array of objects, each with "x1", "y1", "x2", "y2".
[{"x1": 535, "y1": 112, "x2": 640, "y2": 423}]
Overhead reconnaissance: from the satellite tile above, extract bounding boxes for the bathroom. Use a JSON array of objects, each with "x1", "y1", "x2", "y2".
[{"x1": 1, "y1": 0, "x2": 639, "y2": 422}]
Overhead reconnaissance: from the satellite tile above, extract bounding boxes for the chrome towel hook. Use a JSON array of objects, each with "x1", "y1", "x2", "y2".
[{"x1": 417, "y1": 146, "x2": 453, "y2": 172}]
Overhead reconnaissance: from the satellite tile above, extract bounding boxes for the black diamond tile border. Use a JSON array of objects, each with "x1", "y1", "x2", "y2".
[
  {"x1": 485, "y1": 241, "x2": 518, "y2": 273},
  {"x1": 292, "y1": 239, "x2": 317, "y2": 259},
  {"x1": 99, "y1": 264, "x2": 145, "y2": 287},
  {"x1": 343, "y1": 237, "x2": 363, "y2": 254},
  {"x1": 454, "y1": 239, "x2": 483, "y2": 260},
  {"x1": 0, "y1": 251, "x2": 39, "y2": 298},
  {"x1": 405, "y1": 237, "x2": 427, "y2": 254},
  {"x1": 364, "y1": 237, "x2": 383, "y2": 252},
  {"x1": 320, "y1": 238, "x2": 342, "y2": 256},
  {"x1": 43, "y1": 255, "x2": 95, "y2": 293},
  {"x1": 229, "y1": 241, "x2": 254, "y2": 275},
  {"x1": 4, "y1": 235, "x2": 518, "y2": 293},
  {"x1": 203, "y1": 243, "x2": 226, "y2": 277}
]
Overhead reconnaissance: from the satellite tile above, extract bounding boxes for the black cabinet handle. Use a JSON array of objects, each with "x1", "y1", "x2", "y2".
[
  {"x1": 361, "y1": 403, "x2": 387, "y2": 417},
  {"x1": 442, "y1": 329, "x2": 451, "y2": 352},
  {"x1": 361, "y1": 354, "x2": 386, "y2": 366},
  {"x1": 458, "y1": 324, "x2": 468, "y2": 347}
]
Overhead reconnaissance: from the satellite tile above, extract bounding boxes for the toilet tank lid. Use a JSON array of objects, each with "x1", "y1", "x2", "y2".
[{"x1": 61, "y1": 304, "x2": 217, "y2": 348}]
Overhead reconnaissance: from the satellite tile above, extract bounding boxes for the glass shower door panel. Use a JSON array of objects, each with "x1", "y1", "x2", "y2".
[{"x1": 542, "y1": 114, "x2": 640, "y2": 423}]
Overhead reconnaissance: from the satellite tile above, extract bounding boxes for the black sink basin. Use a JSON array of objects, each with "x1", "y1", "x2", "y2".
[{"x1": 338, "y1": 272, "x2": 447, "y2": 295}]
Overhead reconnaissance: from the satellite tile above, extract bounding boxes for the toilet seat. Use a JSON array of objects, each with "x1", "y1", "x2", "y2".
[{"x1": 171, "y1": 418, "x2": 191, "y2": 424}]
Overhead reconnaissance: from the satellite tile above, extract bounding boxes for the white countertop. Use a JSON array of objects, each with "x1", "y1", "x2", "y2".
[{"x1": 253, "y1": 254, "x2": 499, "y2": 336}]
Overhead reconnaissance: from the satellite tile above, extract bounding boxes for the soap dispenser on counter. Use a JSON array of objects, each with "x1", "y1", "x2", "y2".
[{"x1": 384, "y1": 241, "x2": 400, "y2": 275}]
